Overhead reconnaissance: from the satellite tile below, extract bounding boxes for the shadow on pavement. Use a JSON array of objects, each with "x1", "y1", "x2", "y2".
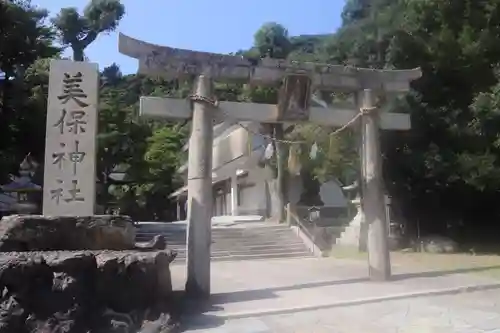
[
  {"x1": 209, "y1": 264, "x2": 500, "y2": 305},
  {"x1": 179, "y1": 264, "x2": 500, "y2": 329},
  {"x1": 392, "y1": 264, "x2": 500, "y2": 280},
  {"x1": 178, "y1": 294, "x2": 226, "y2": 332},
  {"x1": 210, "y1": 276, "x2": 368, "y2": 304},
  {"x1": 180, "y1": 314, "x2": 225, "y2": 332}
]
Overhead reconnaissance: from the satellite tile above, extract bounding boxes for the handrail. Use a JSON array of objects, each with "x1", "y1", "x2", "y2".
[
  {"x1": 286, "y1": 203, "x2": 347, "y2": 253},
  {"x1": 286, "y1": 204, "x2": 318, "y2": 244}
]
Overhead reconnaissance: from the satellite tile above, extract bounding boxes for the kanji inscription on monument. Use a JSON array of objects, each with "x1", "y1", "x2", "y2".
[{"x1": 43, "y1": 60, "x2": 99, "y2": 216}]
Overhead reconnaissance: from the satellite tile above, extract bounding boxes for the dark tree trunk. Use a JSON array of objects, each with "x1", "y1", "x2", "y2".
[{"x1": 73, "y1": 47, "x2": 84, "y2": 62}]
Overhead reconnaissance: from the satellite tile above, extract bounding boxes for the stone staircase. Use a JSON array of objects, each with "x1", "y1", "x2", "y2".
[{"x1": 135, "y1": 221, "x2": 314, "y2": 262}]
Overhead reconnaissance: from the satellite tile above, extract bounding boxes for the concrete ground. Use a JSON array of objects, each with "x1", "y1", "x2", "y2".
[
  {"x1": 330, "y1": 248, "x2": 500, "y2": 281},
  {"x1": 171, "y1": 257, "x2": 500, "y2": 332}
]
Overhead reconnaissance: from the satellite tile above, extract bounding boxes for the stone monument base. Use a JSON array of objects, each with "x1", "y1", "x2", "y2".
[
  {"x1": 0, "y1": 250, "x2": 179, "y2": 332},
  {"x1": 0, "y1": 215, "x2": 136, "y2": 251}
]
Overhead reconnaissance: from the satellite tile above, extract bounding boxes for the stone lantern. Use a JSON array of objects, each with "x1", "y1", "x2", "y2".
[{"x1": 0, "y1": 154, "x2": 42, "y2": 215}]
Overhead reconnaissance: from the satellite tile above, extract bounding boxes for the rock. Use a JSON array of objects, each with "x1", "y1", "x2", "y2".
[
  {"x1": 97, "y1": 309, "x2": 136, "y2": 333},
  {"x1": 140, "y1": 313, "x2": 180, "y2": 333},
  {"x1": 0, "y1": 295, "x2": 26, "y2": 333},
  {"x1": 0, "y1": 250, "x2": 177, "y2": 332},
  {"x1": 95, "y1": 250, "x2": 176, "y2": 312},
  {"x1": 0, "y1": 215, "x2": 136, "y2": 251},
  {"x1": 412, "y1": 235, "x2": 459, "y2": 254},
  {"x1": 135, "y1": 235, "x2": 167, "y2": 251}
]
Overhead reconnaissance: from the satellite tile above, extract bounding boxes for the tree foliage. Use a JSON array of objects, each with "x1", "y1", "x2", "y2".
[
  {"x1": 253, "y1": 22, "x2": 292, "y2": 59},
  {"x1": 52, "y1": 0, "x2": 125, "y2": 61},
  {"x1": 0, "y1": 0, "x2": 60, "y2": 181},
  {"x1": 327, "y1": 0, "x2": 500, "y2": 240},
  {"x1": 6, "y1": 0, "x2": 500, "y2": 237},
  {"x1": 95, "y1": 70, "x2": 186, "y2": 219}
]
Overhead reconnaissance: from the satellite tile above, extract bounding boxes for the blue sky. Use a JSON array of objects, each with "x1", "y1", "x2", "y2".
[{"x1": 34, "y1": 0, "x2": 345, "y2": 74}]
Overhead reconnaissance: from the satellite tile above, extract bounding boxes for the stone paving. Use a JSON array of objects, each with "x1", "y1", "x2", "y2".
[
  {"x1": 171, "y1": 257, "x2": 500, "y2": 332},
  {"x1": 185, "y1": 290, "x2": 500, "y2": 332}
]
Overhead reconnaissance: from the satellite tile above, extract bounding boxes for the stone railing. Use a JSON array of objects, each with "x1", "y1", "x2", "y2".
[{"x1": 286, "y1": 204, "x2": 351, "y2": 256}]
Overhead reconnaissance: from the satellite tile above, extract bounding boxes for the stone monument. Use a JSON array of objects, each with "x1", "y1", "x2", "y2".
[
  {"x1": 319, "y1": 180, "x2": 348, "y2": 207},
  {"x1": 43, "y1": 59, "x2": 99, "y2": 216},
  {"x1": 118, "y1": 33, "x2": 421, "y2": 288}
]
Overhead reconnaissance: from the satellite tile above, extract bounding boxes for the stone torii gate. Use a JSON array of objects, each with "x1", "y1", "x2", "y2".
[{"x1": 119, "y1": 33, "x2": 421, "y2": 297}]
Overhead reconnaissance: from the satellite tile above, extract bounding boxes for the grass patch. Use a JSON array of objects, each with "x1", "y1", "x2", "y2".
[
  {"x1": 329, "y1": 245, "x2": 367, "y2": 260},
  {"x1": 329, "y1": 246, "x2": 500, "y2": 280}
]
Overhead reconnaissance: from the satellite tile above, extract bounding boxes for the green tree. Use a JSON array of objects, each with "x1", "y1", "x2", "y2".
[
  {"x1": 94, "y1": 63, "x2": 188, "y2": 219},
  {"x1": 254, "y1": 22, "x2": 292, "y2": 59},
  {"x1": 0, "y1": 0, "x2": 59, "y2": 180},
  {"x1": 137, "y1": 126, "x2": 185, "y2": 220},
  {"x1": 249, "y1": 22, "x2": 293, "y2": 222},
  {"x1": 327, "y1": 0, "x2": 500, "y2": 241},
  {"x1": 383, "y1": 0, "x2": 500, "y2": 228},
  {"x1": 52, "y1": 0, "x2": 125, "y2": 61},
  {"x1": 0, "y1": 2, "x2": 186, "y2": 221}
]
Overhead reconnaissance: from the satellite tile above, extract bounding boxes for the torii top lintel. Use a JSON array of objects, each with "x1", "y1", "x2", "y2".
[{"x1": 118, "y1": 33, "x2": 422, "y2": 93}]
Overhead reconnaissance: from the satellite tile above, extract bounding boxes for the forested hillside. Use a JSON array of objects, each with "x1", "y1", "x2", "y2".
[
  {"x1": 333, "y1": 0, "x2": 500, "y2": 243},
  {"x1": 3, "y1": 0, "x2": 500, "y2": 244}
]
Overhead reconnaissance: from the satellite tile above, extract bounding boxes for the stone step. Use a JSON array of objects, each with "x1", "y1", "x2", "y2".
[
  {"x1": 166, "y1": 244, "x2": 309, "y2": 254},
  {"x1": 135, "y1": 230, "x2": 297, "y2": 237},
  {"x1": 168, "y1": 239, "x2": 310, "y2": 249},
  {"x1": 140, "y1": 241, "x2": 307, "y2": 250},
  {"x1": 135, "y1": 225, "x2": 291, "y2": 231},
  {"x1": 137, "y1": 238, "x2": 310, "y2": 249},
  {"x1": 171, "y1": 251, "x2": 312, "y2": 262},
  {"x1": 215, "y1": 243, "x2": 307, "y2": 251},
  {"x1": 137, "y1": 234, "x2": 298, "y2": 241},
  {"x1": 136, "y1": 229, "x2": 290, "y2": 237},
  {"x1": 135, "y1": 223, "x2": 314, "y2": 262},
  {"x1": 157, "y1": 241, "x2": 309, "y2": 250},
  {"x1": 139, "y1": 243, "x2": 308, "y2": 253},
  {"x1": 136, "y1": 230, "x2": 294, "y2": 237},
  {"x1": 135, "y1": 233, "x2": 301, "y2": 240},
  {"x1": 136, "y1": 237, "x2": 300, "y2": 245},
  {"x1": 164, "y1": 240, "x2": 307, "y2": 248},
  {"x1": 217, "y1": 252, "x2": 312, "y2": 261},
  {"x1": 135, "y1": 223, "x2": 285, "y2": 229},
  {"x1": 173, "y1": 249, "x2": 310, "y2": 258}
]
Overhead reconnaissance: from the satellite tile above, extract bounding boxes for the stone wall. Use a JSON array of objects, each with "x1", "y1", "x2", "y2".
[
  {"x1": 0, "y1": 215, "x2": 180, "y2": 332},
  {"x1": 0, "y1": 250, "x2": 177, "y2": 332}
]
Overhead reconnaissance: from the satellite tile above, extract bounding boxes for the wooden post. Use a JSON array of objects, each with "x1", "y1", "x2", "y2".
[
  {"x1": 274, "y1": 124, "x2": 286, "y2": 223},
  {"x1": 185, "y1": 75, "x2": 214, "y2": 298},
  {"x1": 230, "y1": 175, "x2": 238, "y2": 216},
  {"x1": 360, "y1": 89, "x2": 391, "y2": 281},
  {"x1": 285, "y1": 203, "x2": 292, "y2": 226}
]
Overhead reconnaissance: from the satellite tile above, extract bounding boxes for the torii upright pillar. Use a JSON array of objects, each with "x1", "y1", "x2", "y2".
[
  {"x1": 185, "y1": 75, "x2": 214, "y2": 297},
  {"x1": 359, "y1": 89, "x2": 391, "y2": 280}
]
